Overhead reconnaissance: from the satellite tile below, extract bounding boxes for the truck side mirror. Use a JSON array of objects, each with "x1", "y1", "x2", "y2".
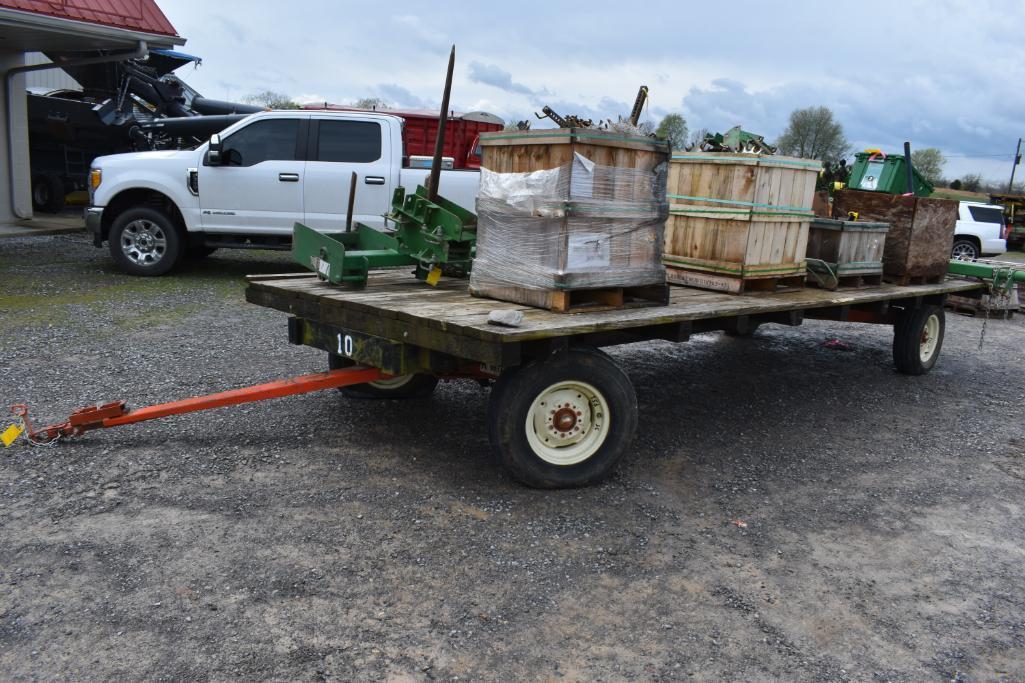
[{"x1": 206, "y1": 134, "x2": 222, "y2": 165}]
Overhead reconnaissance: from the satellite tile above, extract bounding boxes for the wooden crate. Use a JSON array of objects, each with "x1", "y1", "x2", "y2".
[
  {"x1": 832, "y1": 189, "x2": 957, "y2": 284},
  {"x1": 470, "y1": 129, "x2": 670, "y2": 312},
  {"x1": 663, "y1": 152, "x2": 821, "y2": 294},
  {"x1": 805, "y1": 218, "x2": 887, "y2": 290}
]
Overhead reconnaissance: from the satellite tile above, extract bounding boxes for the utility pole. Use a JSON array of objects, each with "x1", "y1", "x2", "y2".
[{"x1": 1009, "y1": 137, "x2": 1022, "y2": 193}]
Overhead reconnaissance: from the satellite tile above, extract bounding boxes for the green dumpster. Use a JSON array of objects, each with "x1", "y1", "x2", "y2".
[{"x1": 847, "y1": 152, "x2": 933, "y2": 197}]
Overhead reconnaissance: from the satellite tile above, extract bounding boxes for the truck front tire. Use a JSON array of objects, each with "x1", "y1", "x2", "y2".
[{"x1": 108, "y1": 207, "x2": 184, "y2": 276}]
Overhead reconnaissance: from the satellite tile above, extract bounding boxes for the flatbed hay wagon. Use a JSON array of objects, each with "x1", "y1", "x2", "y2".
[
  {"x1": 242, "y1": 271, "x2": 982, "y2": 488},
  {"x1": 5, "y1": 267, "x2": 989, "y2": 488}
]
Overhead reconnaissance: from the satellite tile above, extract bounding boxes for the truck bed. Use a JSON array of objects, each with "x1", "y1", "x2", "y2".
[{"x1": 246, "y1": 271, "x2": 983, "y2": 370}]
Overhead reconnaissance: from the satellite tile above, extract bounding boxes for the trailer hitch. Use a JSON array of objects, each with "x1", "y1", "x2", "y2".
[{"x1": 6, "y1": 366, "x2": 385, "y2": 446}]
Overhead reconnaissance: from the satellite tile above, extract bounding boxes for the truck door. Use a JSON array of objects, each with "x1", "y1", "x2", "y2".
[
  {"x1": 302, "y1": 118, "x2": 393, "y2": 231},
  {"x1": 199, "y1": 117, "x2": 306, "y2": 234}
]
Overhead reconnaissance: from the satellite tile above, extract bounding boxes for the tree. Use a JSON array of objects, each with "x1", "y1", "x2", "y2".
[
  {"x1": 354, "y1": 97, "x2": 388, "y2": 110},
  {"x1": 910, "y1": 148, "x2": 945, "y2": 184},
  {"x1": 961, "y1": 173, "x2": 983, "y2": 192},
  {"x1": 687, "y1": 127, "x2": 710, "y2": 150},
  {"x1": 241, "y1": 90, "x2": 300, "y2": 109},
  {"x1": 949, "y1": 179, "x2": 962, "y2": 190},
  {"x1": 655, "y1": 114, "x2": 688, "y2": 150},
  {"x1": 775, "y1": 106, "x2": 851, "y2": 163}
]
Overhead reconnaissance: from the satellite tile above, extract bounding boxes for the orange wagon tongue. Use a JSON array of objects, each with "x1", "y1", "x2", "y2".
[{"x1": 5, "y1": 366, "x2": 388, "y2": 445}]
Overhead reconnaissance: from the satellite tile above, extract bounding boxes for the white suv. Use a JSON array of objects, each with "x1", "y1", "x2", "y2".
[{"x1": 952, "y1": 201, "x2": 1007, "y2": 259}]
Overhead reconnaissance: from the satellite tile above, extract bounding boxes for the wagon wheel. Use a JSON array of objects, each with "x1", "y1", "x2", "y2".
[
  {"x1": 487, "y1": 347, "x2": 638, "y2": 488},
  {"x1": 328, "y1": 353, "x2": 438, "y2": 399},
  {"x1": 892, "y1": 304, "x2": 945, "y2": 375}
]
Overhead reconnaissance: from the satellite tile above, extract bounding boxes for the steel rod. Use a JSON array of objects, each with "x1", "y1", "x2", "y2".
[{"x1": 103, "y1": 367, "x2": 385, "y2": 427}]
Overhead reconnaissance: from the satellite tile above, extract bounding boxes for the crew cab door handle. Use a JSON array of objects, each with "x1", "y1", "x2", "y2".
[
  {"x1": 278, "y1": 173, "x2": 300, "y2": 182},
  {"x1": 364, "y1": 176, "x2": 386, "y2": 185}
]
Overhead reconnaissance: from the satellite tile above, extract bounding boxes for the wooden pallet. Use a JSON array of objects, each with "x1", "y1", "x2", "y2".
[
  {"x1": 884, "y1": 273, "x2": 947, "y2": 286},
  {"x1": 471, "y1": 282, "x2": 670, "y2": 313},
  {"x1": 666, "y1": 267, "x2": 805, "y2": 294},
  {"x1": 947, "y1": 291, "x2": 1019, "y2": 319},
  {"x1": 806, "y1": 272, "x2": 884, "y2": 290}
]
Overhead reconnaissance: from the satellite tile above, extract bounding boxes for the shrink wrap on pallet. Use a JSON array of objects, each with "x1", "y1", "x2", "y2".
[{"x1": 470, "y1": 155, "x2": 669, "y2": 292}]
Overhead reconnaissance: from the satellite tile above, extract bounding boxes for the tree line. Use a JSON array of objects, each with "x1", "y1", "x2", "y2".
[{"x1": 654, "y1": 105, "x2": 1014, "y2": 194}]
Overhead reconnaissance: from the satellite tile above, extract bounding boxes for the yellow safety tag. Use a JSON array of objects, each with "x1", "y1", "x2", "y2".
[
  {"x1": 425, "y1": 267, "x2": 442, "y2": 286},
  {"x1": 2, "y1": 423, "x2": 24, "y2": 447}
]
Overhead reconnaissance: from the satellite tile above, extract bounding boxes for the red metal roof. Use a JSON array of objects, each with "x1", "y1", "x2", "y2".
[{"x1": 0, "y1": 0, "x2": 179, "y2": 37}]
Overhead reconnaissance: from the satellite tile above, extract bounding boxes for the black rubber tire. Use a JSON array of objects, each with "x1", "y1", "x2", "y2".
[
  {"x1": 328, "y1": 353, "x2": 438, "y2": 399},
  {"x1": 487, "y1": 347, "x2": 637, "y2": 489},
  {"x1": 950, "y1": 238, "x2": 980, "y2": 260},
  {"x1": 893, "y1": 305, "x2": 945, "y2": 375},
  {"x1": 108, "y1": 207, "x2": 184, "y2": 276},
  {"x1": 32, "y1": 173, "x2": 66, "y2": 213}
]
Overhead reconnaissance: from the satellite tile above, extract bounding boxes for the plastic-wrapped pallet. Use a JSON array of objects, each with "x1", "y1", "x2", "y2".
[{"x1": 471, "y1": 128, "x2": 670, "y2": 313}]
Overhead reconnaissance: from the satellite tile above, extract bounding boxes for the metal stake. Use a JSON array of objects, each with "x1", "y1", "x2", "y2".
[
  {"x1": 428, "y1": 45, "x2": 455, "y2": 202},
  {"x1": 345, "y1": 171, "x2": 358, "y2": 232}
]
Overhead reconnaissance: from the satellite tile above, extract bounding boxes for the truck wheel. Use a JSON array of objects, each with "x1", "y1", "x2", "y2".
[
  {"x1": 108, "y1": 208, "x2": 184, "y2": 276},
  {"x1": 487, "y1": 347, "x2": 637, "y2": 488},
  {"x1": 32, "y1": 173, "x2": 66, "y2": 213},
  {"x1": 951, "y1": 239, "x2": 979, "y2": 260},
  {"x1": 893, "y1": 305, "x2": 945, "y2": 375},
  {"x1": 328, "y1": 353, "x2": 438, "y2": 399}
]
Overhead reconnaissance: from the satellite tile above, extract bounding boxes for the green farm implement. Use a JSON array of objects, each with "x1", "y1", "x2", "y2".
[{"x1": 292, "y1": 185, "x2": 476, "y2": 289}]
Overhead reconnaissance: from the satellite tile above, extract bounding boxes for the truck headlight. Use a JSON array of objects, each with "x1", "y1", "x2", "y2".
[{"x1": 89, "y1": 168, "x2": 102, "y2": 191}]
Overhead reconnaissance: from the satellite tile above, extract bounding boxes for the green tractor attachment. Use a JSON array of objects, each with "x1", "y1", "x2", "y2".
[{"x1": 292, "y1": 184, "x2": 476, "y2": 289}]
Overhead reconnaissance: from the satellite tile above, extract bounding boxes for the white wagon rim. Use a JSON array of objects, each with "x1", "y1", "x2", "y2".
[{"x1": 524, "y1": 380, "x2": 611, "y2": 466}]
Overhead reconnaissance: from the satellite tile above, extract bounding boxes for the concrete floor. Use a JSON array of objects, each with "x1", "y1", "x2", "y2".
[{"x1": 0, "y1": 212, "x2": 84, "y2": 238}]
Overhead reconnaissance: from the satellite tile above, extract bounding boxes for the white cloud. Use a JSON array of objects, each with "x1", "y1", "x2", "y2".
[{"x1": 159, "y1": 0, "x2": 1025, "y2": 183}]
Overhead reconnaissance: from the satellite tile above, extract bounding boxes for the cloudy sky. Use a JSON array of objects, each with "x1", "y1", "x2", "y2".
[{"x1": 162, "y1": 0, "x2": 1025, "y2": 182}]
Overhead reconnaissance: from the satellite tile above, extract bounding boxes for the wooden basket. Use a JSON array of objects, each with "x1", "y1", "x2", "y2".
[{"x1": 663, "y1": 153, "x2": 821, "y2": 293}]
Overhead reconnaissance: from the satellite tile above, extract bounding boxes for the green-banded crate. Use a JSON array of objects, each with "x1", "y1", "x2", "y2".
[{"x1": 805, "y1": 218, "x2": 888, "y2": 290}]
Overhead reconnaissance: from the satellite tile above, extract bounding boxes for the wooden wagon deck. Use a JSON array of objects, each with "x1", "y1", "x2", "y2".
[{"x1": 246, "y1": 271, "x2": 983, "y2": 372}]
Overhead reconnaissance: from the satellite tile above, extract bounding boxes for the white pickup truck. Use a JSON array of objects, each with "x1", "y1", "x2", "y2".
[{"x1": 85, "y1": 111, "x2": 481, "y2": 275}]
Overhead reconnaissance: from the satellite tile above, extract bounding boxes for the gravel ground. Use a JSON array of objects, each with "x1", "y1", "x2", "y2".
[{"x1": 2, "y1": 235, "x2": 1024, "y2": 681}]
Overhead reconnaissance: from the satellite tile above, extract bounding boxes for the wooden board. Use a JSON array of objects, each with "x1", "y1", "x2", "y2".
[
  {"x1": 246, "y1": 271, "x2": 983, "y2": 364},
  {"x1": 470, "y1": 282, "x2": 669, "y2": 313},
  {"x1": 833, "y1": 190, "x2": 957, "y2": 281}
]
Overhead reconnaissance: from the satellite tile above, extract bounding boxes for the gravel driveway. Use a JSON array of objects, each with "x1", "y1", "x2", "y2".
[{"x1": 2, "y1": 235, "x2": 1023, "y2": 681}]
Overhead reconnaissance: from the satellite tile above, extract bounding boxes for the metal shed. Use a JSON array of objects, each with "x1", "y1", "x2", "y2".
[{"x1": 0, "y1": 0, "x2": 183, "y2": 224}]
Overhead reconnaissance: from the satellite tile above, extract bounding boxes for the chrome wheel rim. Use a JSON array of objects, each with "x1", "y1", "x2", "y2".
[
  {"x1": 951, "y1": 243, "x2": 976, "y2": 260},
  {"x1": 525, "y1": 380, "x2": 610, "y2": 466},
  {"x1": 920, "y1": 314, "x2": 940, "y2": 362},
  {"x1": 121, "y1": 219, "x2": 167, "y2": 266}
]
